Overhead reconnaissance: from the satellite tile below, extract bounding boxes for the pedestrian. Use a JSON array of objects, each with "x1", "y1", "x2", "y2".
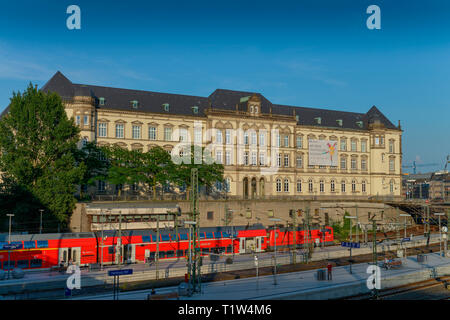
[{"x1": 327, "y1": 262, "x2": 332, "y2": 280}]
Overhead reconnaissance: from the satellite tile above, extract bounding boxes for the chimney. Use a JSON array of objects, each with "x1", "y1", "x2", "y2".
[{"x1": 398, "y1": 120, "x2": 401, "y2": 129}]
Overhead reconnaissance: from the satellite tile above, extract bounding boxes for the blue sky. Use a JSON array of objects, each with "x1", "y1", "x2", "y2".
[{"x1": 0, "y1": 0, "x2": 449, "y2": 173}]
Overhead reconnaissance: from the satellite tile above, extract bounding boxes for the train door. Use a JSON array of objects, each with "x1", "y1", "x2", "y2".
[
  {"x1": 123, "y1": 244, "x2": 136, "y2": 264},
  {"x1": 245, "y1": 238, "x2": 256, "y2": 253},
  {"x1": 59, "y1": 247, "x2": 81, "y2": 266},
  {"x1": 255, "y1": 237, "x2": 263, "y2": 252},
  {"x1": 239, "y1": 238, "x2": 246, "y2": 254}
]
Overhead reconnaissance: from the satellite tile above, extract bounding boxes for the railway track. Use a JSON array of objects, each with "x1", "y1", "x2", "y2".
[{"x1": 346, "y1": 276, "x2": 450, "y2": 300}]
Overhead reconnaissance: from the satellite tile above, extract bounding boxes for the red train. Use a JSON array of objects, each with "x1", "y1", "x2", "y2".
[{"x1": 0, "y1": 224, "x2": 333, "y2": 270}]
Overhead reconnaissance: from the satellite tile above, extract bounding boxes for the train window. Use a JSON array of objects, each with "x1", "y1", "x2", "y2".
[
  {"x1": 169, "y1": 234, "x2": 177, "y2": 241},
  {"x1": 176, "y1": 250, "x2": 184, "y2": 257},
  {"x1": 37, "y1": 240, "x2": 49, "y2": 248},
  {"x1": 222, "y1": 232, "x2": 230, "y2": 238},
  {"x1": 108, "y1": 246, "x2": 115, "y2": 254},
  {"x1": 142, "y1": 236, "x2": 152, "y2": 243},
  {"x1": 30, "y1": 259, "x2": 42, "y2": 268},
  {"x1": 166, "y1": 251, "x2": 175, "y2": 258},
  {"x1": 219, "y1": 247, "x2": 226, "y2": 253},
  {"x1": 206, "y1": 232, "x2": 214, "y2": 239},
  {"x1": 17, "y1": 260, "x2": 29, "y2": 268},
  {"x1": 149, "y1": 252, "x2": 155, "y2": 259},
  {"x1": 179, "y1": 234, "x2": 188, "y2": 240},
  {"x1": 161, "y1": 235, "x2": 170, "y2": 242},
  {"x1": 92, "y1": 216, "x2": 98, "y2": 223},
  {"x1": 24, "y1": 241, "x2": 36, "y2": 249},
  {"x1": 0, "y1": 242, "x2": 7, "y2": 250},
  {"x1": 3, "y1": 261, "x2": 15, "y2": 270},
  {"x1": 213, "y1": 232, "x2": 221, "y2": 239},
  {"x1": 199, "y1": 233, "x2": 205, "y2": 239},
  {"x1": 159, "y1": 251, "x2": 166, "y2": 259},
  {"x1": 184, "y1": 250, "x2": 188, "y2": 256},
  {"x1": 226, "y1": 245, "x2": 233, "y2": 253}
]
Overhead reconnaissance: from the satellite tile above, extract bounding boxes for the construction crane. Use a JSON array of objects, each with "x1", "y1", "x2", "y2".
[{"x1": 402, "y1": 161, "x2": 439, "y2": 174}]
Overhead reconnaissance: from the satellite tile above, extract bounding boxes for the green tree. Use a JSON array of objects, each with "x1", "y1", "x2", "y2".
[
  {"x1": 140, "y1": 146, "x2": 174, "y2": 200},
  {"x1": 0, "y1": 84, "x2": 84, "y2": 231},
  {"x1": 171, "y1": 145, "x2": 224, "y2": 199},
  {"x1": 76, "y1": 141, "x2": 110, "y2": 199}
]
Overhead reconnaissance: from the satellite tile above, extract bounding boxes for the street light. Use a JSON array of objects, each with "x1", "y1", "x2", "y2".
[
  {"x1": 435, "y1": 213, "x2": 445, "y2": 257},
  {"x1": 269, "y1": 218, "x2": 281, "y2": 285},
  {"x1": 6, "y1": 214, "x2": 14, "y2": 280},
  {"x1": 39, "y1": 209, "x2": 44, "y2": 234},
  {"x1": 399, "y1": 214, "x2": 410, "y2": 239},
  {"x1": 344, "y1": 216, "x2": 357, "y2": 274}
]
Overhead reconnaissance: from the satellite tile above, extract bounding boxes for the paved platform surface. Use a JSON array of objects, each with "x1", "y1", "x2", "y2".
[{"x1": 69, "y1": 251, "x2": 450, "y2": 300}]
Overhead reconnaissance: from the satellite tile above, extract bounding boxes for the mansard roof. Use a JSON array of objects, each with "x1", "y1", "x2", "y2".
[{"x1": 18, "y1": 71, "x2": 400, "y2": 131}]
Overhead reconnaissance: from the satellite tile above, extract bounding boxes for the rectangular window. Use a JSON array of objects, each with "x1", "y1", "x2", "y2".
[
  {"x1": 36, "y1": 240, "x2": 49, "y2": 248},
  {"x1": 268, "y1": 210, "x2": 274, "y2": 218},
  {"x1": 340, "y1": 139, "x2": 346, "y2": 151},
  {"x1": 149, "y1": 126, "x2": 156, "y2": 140},
  {"x1": 351, "y1": 158, "x2": 357, "y2": 170},
  {"x1": 244, "y1": 152, "x2": 249, "y2": 166},
  {"x1": 179, "y1": 128, "x2": 188, "y2": 142},
  {"x1": 164, "y1": 127, "x2": 172, "y2": 141},
  {"x1": 225, "y1": 151, "x2": 231, "y2": 165},
  {"x1": 361, "y1": 158, "x2": 367, "y2": 171},
  {"x1": 259, "y1": 152, "x2": 265, "y2": 166},
  {"x1": 277, "y1": 153, "x2": 281, "y2": 167},
  {"x1": 207, "y1": 211, "x2": 214, "y2": 220},
  {"x1": 251, "y1": 152, "x2": 257, "y2": 166},
  {"x1": 194, "y1": 128, "x2": 202, "y2": 143},
  {"x1": 246, "y1": 210, "x2": 252, "y2": 219},
  {"x1": 361, "y1": 140, "x2": 367, "y2": 153},
  {"x1": 251, "y1": 132, "x2": 257, "y2": 145},
  {"x1": 284, "y1": 135, "x2": 289, "y2": 147},
  {"x1": 244, "y1": 131, "x2": 249, "y2": 145},
  {"x1": 216, "y1": 130, "x2": 222, "y2": 144},
  {"x1": 216, "y1": 151, "x2": 222, "y2": 164},
  {"x1": 132, "y1": 125, "x2": 141, "y2": 139},
  {"x1": 84, "y1": 115, "x2": 89, "y2": 126},
  {"x1": 284, "y1": 154, "x2": 289, "y2": 167},
  {"x1": 277, "y1": 134, "x2": 281, "y2": 147},
  {"x1": 24, "y1": 241, "x2": 36, "y2": 249},
  {"x1": 225, "y1": 129, "x2": 232, "y2": 144},
  {"x1": 296, "y1": 156, "x2": 303, "y2": 168},
  {"x1": 296, "y1": 136, "x2": 302, "y2": 148},
  {"x1": 341, "y1": 157, "x2": 346, "y2": 170},
  {"x1": 389, "y1": 141, "x2": 394, "y2": 153},
  {"x1": 375, "y1": 137, "x2": 380, "y2": 145},
  {"x1": 351, "y1": 140, "x2": 357, "y2": 152},
  {"x1": 115, "y1": 124, "x2": 124, "y2": 138},
  {"x1": 98, "y1": 123, "x2": 107, "y2": 137},
  {"x1": 389, "y1": 159, "x2": 395, "y2": 171},
  {"x1": 259, "y1": 133, "x2": 265, "y2": 147}
]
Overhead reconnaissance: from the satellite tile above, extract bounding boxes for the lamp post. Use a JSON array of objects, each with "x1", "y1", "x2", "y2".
[
  {"x1": 399, "y1": 214, "x2": 410, "y2": 239},
  {"x1": 39, "y1": 209, "x2": 44, "y2": 234},
  {"x1": 269, "y1": 218, "x2": 281, "y2": 285},
  {"x1": 435, "y1": 213, "x2": 445, "y2": 257},
  {"x1": 345, "y1": 216, "x2": 357, "y2": 274},
  {"x1": 6, "y1": 214, "x2": 14, "y2": 280}
]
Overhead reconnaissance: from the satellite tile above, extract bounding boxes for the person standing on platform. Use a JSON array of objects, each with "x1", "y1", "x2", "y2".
[{"x1": 327, "y1": 262, "x2": 332, "y2": 280}]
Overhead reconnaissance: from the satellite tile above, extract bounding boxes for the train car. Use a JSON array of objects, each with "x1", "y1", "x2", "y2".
[
  {"x1": 0, "y1": 224, "x2": 333, "y2": 271},
  {"x1": 0, "y1": 232, "x2": 97, "y2": 270},
  {"x1": 266, "y1": 225, "x2": 334, "y2": 250}
]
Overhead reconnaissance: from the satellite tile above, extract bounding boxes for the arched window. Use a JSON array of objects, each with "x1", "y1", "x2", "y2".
[
  {"x1": 341, "y1": 180, "x2": 346, "y2": 193},
  {"x1": 308, "y1": 179, "x2": 313, "y2": 193},
  {"x1": 297, "y1": 180, "x2": 302, "y2": 193},
  {"x1": 352, "y1": 180, "x2": 356, "y2": 193},
  {"x1": 284, "y1": 179, "x2": 289, "y2": 192},
  {"x1": 276, "y1": 179, "x2": 282, "y2": 192}
]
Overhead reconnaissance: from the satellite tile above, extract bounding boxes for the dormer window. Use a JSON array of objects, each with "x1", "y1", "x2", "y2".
[
  {"x1": 336, "y1": 119, "x2": 343, "y2": 126},
  {"x1": 254, "y1": 106, "x2": 258, "y2": 114},
  {"x1": 314, "y1": 117, "x2": 322, "y2": 125},
  {"x1": 356, "y1": 121, "x2": 363, "y2": 128},
  {"x1": 296, "y1": 115, "x2": 300, "y2": 122},
  {"x1": 192, "y1": 106, "x2": 199, "y2": 114},
  {"x1": 131, "y1": 100, "x2": 139, "y2": 109},
  {"x1": 162, "y1": 103, "x2": 170, "y2": 112},
  {"x1": 250, "y1": 105, "x2": 254, "y2": 113},
  {"x1": 99, "y1": 97, "x2": 105, "y2": 106}
]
